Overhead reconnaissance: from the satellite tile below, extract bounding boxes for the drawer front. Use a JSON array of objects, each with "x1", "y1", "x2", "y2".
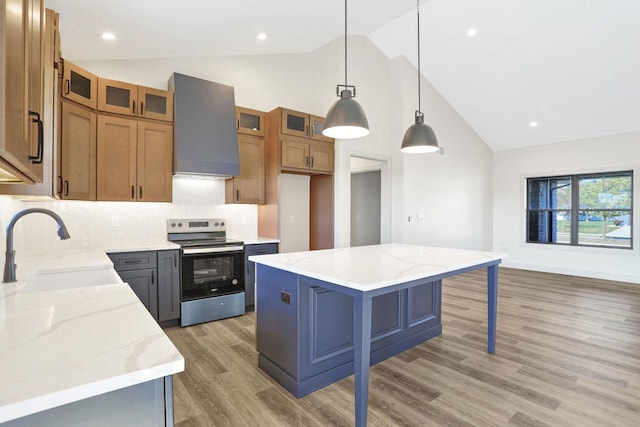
[{"x1": 108, "y1": 251, "x2": 157, "y2": 271}]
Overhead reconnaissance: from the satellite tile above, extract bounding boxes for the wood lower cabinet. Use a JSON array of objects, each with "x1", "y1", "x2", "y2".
[
  {"x1": 225, "y1": 134, "x2": 265, "y2": 204},
  {"x1": 97, "y1": 115, "x2": 172, "y2": 202},
  {"x1": 60, "y1": 99, "x2": 96, "y2": 200}
]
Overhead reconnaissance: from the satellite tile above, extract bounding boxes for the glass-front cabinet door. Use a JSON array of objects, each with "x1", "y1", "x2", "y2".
[
  {"x1": 97, "y1": 78, "x2": 138, "y2": 116},
  {"x1": 138, "y1": 86, "x2": 173, "y2": 122},
  {"x1": 98, "y1": 79, "x2": 173, "y2": 122},
  {"x1": 309, "y1": 114, "x2": 332, "y2": 142},
  {"x1": 281, "y1": 108, "x2": 310, "y2": 139},
  {"x1": 61, "y1": 60, "x2": 97, "y2": 109},
  {"x1": 236, "y1": 106, "x2": 265, "y2": 136}
]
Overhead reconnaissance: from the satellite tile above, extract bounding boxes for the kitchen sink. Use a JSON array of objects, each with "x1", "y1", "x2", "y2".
[{"x1": 24, "y1": 268, "x2": 123, "y2": 292}]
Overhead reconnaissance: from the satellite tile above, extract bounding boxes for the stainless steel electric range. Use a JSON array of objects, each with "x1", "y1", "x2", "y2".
[{"x1": 167, "y1": 218, "x2": 245, "y2": 327}]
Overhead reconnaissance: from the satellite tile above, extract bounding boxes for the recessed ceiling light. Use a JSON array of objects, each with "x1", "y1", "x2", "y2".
[
  {"x1": 466, "y1": 28, "x2": 477, "y2": 37},
  {"x1": 529, "y1": 121, "x2": 539, "y2": 127},
  {"x1": 256, "y1": 33, "x2": 267, "y2": 41},
  {"x1": 100, "y1": 32, "x2": 116, "y2": 41}
]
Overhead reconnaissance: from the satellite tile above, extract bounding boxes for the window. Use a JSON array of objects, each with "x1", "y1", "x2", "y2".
[{"x1": 527, "y1": 171, "x2": 632, "y2": 248}]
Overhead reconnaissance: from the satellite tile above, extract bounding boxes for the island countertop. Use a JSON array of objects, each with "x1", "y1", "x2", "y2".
[
  {"x1": 0, "y1": 249, "x2": 184, "y2": 423},
  {"x1": 249, "y1": 243, "x2": 505, "y2": 292}
]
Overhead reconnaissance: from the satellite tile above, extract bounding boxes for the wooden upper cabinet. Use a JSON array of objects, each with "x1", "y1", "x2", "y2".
[
  {"x1": 96, "y1": 115, "x2": 137, "y2": 201},
  {"x1": 98, "y1": 78, "x2": 173, "y2": 122},
  {"x1": 0, "y1": 0, "x2": 48, "y2": 184},
  {"x1": 280, "y1": 108, "x2": 332, "y2": 142},
  {"x1": 137, "y1": 121, "x2": 173, "y2": 202},
  {"x1": 309, "y1": 115, "x2": 333, "y2": 142},
  {"x1": 309, "y1": 141, "x2": 333, "y2": 173},
  {"x1": 280, "y1": 108, "x2": 310, "y2": 139},
  {"x1": 236, "y1": 106, "x2": 265, "y2": 137},
  {"x1": 60, "y1": 99, "x2": 96, "y2": 200},
  {"x1": 96, "y1": 115, "x2": 172, "y2": 202},
  {"x1": 280, "y1": 136, "x2": 333, "y2": 174},
  {"x1": 225, "y1": 134, "x2": 265, "y2": 204},
  {"x1": 61, "y1": 60, "x2": 97, "y2": 109},
  {"x1": 138, "y1": 86, "x2": 173, "y2": 122}
]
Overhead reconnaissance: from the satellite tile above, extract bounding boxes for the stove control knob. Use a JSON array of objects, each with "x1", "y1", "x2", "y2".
[
  {"x1": 232, "y1": 278, "x2": 238, "y2": 285},
  {"x1": 214, "y1": 222, "x2": 219, "y2": 227},
  {"x1": 178, "y1": 222, "x2": 183, "y2": 227},
  {"x1": 220, "y1": 221, "x2": 225, "y2": 227},
  {"x1": 170, "y1": 222, "x2": 176, "y2": 228}
]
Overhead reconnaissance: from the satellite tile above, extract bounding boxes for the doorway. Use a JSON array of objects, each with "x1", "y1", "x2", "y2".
[{"x1": 350, "y1": 157, "x2": 383, "y2": 247}]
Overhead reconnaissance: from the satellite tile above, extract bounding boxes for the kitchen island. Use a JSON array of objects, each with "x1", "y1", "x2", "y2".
[
  {"x1": 0, "y1": 249, "x2": 184, "y2": 426},
  {"x1": 250, "y1": 243, "x2": 504, "y2": 427}
]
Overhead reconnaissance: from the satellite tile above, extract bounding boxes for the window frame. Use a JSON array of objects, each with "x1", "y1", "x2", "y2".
[{"x1": 526, "y1": 170, "x2": 633, "y2": 249}]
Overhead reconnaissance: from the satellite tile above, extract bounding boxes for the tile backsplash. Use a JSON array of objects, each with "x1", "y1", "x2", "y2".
[{"x1": 0, "y1": 177, "x2": 258, "y2": 253}]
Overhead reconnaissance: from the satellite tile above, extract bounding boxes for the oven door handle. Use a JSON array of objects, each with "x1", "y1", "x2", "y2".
[{"x1": 182, "y1": 246, "x2": 244, "y2": 255}]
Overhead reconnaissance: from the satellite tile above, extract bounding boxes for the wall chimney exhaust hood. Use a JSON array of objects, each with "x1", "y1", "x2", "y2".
[{"x1": 168, "y1": 73, "x2": 239, "y2": 178}]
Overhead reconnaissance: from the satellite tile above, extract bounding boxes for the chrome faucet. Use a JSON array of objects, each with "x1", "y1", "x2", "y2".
[{"x1": 3, "y1": 208, "x2": 71, "y2": 283}]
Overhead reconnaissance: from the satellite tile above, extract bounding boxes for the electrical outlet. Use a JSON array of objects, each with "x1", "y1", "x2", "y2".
[{"x1": 280, "y1": 291, "x2": 291, "y2": 304}]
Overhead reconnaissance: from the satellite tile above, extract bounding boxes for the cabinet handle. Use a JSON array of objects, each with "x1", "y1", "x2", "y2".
[
  {"x1": 57, "y1": 176, "x2": 63, "y2": 195},
  {"x1": 64, "y1": 180, "x2": 69, "y2": 196},
  {"x1": 139, "y1": 186, "x2": 143, "y2": 199},
  {"x1": 28, "y1": 111, "x2": 44, "y2": 164},
  {"x1": 311, "y1": 157, "x2": 314, "y2": 168},
  {"x1": 305, "y1": 156, "x2": 309, "y2": 167},
  {"x1": 64, "y1": 79, "x2": 70, "y2": 95},
  {"x1": 235, "y1": 189, "x2": 239, "y2": 201},
  {"x1": 310, "y1": 125, "x2": 314, "y2": 138},
  {"x1": 306, "y1": 125, "x2": 309, "y2": 137},
  {"x1": 174, "y1": 253, "x2": 177, "y2": 267},
  {"x1": 124, "y1": 259, "x2": 142, "y2": 264},
  {"x1": 131, "y1": 185, "x2": 134, "y2": 199},
  {"x1": 132, "y1": 100, "x2": 136, "y2": 115},
  {"x1": 151, "y1": 270, "x2": 155, "y2": 284},
  {"x1": 236, "y1": 119, "x2": 240, "y2": 130},
  {"x1": 140, "y1": 101, "x2": 144, "y2": 116}
]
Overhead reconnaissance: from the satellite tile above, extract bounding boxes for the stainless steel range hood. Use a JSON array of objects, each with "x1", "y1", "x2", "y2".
[{"x1": 168, "y1": 73, "x2": 239, "y2": 178}]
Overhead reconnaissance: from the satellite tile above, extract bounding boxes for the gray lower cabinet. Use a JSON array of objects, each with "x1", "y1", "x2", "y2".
[
  {"x1": 2, "y1": 376, "x2": 174, "y2": 427},
  {"x1": 157, "y1": 250, "x2": 180, "y2": 322},
  {"x1": 109, "y1": 250, "x2": 180, "y2": 324},
  {"x1": 118, "y1": 268, "x2": 158, "y2": 319},
  {"x1": 244, "y1": 243, "x2": 279, "y2": 307}
]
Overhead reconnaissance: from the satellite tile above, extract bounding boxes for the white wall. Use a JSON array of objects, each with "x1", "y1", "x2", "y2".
[{"x1": 493, "y1": 131, "x2": 640, "y2": 283}]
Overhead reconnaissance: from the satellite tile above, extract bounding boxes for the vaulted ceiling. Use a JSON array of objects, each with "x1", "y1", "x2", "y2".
[{"x1": 46, "y1": 0, "x2": 640, "y2": 151}]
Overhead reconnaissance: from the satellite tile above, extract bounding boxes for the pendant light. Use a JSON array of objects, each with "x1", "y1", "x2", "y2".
[
  {"x1": 322, "y1": 0, "x2": 369, "y2": 139},
  {"x1": 401, "y1": 0, "x2": 439, "y2": 153}
]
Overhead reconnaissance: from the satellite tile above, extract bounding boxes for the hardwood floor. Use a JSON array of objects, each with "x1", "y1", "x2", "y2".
[{"x1": 164, "y1": 268, "x2": 640, "y2": 426}]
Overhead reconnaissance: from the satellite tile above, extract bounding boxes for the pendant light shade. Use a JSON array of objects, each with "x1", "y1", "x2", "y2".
[
  {"x1": 401, "y1": 0, "x2": 439, "y2": 154},
  {"x1": 323, "y1": 88, "x2": 369, "y2": 139},
  {"x1": 322, "y1": 0, "x2": 369, "y2": 139},
  {"x1": 401, "y1": 111, "x2": 439, "y2": 153}
]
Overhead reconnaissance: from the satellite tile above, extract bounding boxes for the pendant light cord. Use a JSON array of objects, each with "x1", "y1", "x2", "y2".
[
  {"x1": 417, "y1": 0, "x2": 421, "y2": 113},
  {"x1": 344, "y1": 0, "x2": 348, "y2": 86}
]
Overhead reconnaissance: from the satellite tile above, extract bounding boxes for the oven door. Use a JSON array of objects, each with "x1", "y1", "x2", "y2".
[{"x1": 181, "y1": 246, "x2": 245, "y2": 301}]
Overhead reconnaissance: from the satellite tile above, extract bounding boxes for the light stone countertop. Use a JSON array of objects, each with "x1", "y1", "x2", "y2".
[
  {"x1": 0, "y1": 248, "x2": 184, "y2": 423},
  {"x1": 250, "y1": 243, "x2": 505, "y2": 292}
]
